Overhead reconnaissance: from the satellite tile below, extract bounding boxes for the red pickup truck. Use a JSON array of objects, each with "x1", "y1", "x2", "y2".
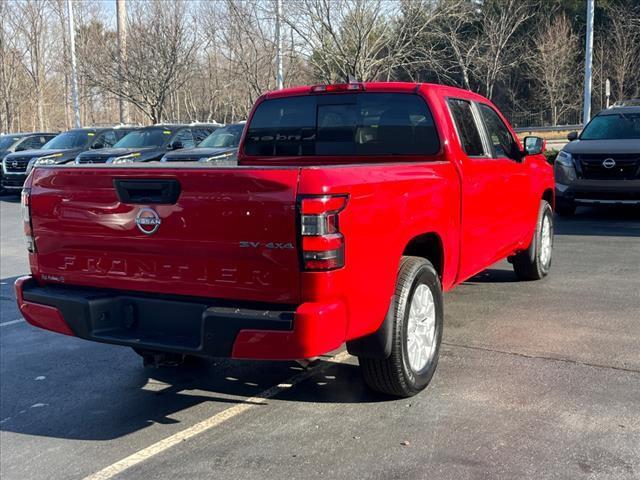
[{"x1": 16, "y1": 82, "x2": 554, "y2": 397}]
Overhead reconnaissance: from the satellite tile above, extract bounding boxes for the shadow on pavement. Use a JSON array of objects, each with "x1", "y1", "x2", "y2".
[
  {"x1": 0, "y1": 275, "x2": 19, "y2": 300},
  {"x1": 0, "y1": 348, "x2": 387, "y2": 441},
  {"x1": 463, "y1": 268, "x2": 518, "y2": 285},
  {"x1": 555, "y1": 206, "x2": 640, "y2": 237},
  {"x1": 1, "y1": 271, "x2": 391, "y2": 441},
  {"x1": 0, "y1": 193, "x2": 20, "y2": 203}
]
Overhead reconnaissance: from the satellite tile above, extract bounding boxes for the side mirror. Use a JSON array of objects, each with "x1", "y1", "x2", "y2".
[
  {"x1": 567, "y1": 131, "x2": 578, "y2": 141},
  {"x1": 91, "y1": 143, "x2": 104, "y2": 149},
  {"x1": 170, "y1": 141, "x2": 183, "y2": 150},
  {"x1": 523, "y1": 136, "x2": 545, "y2": 155},
  {"x1": 15, "y1": 144, "x2": 27, "y2": 152}
]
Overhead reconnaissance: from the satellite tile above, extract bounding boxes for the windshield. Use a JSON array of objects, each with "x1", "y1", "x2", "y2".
[
  {"x1": 199, "y1": 125, "x2": 244, "y2": 148},
  {"x1": 43, "y1": 131, "x2": 92, "y2": 150},
  {"x1": 0, "y1": 135, "x2": 19, "y2": 150},
  {"x1": 581, "y1": 113, "x2": 640, "y2": 140},
  {"x1": 244, "y1": 93, "x2": 440, "y2": 157},
  {"x1": 114, "y1": 128, "x2": 172, "y2": 148}
]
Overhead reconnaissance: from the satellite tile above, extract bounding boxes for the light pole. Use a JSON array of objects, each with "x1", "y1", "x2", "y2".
[
  {"x1": 275, "y1": 0, "x2": 283, "y2": 90},
  {"x1": 116, "y1": 0, "x2": 128, "y2": 124},
  {"x1": 67, "y1": 0, "x2": 81, "y2": 128},
  {"x1": 582, "y1": 0, "x2": 595, "y2": 125}
]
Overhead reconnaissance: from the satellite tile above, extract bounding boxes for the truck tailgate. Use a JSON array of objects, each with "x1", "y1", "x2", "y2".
[{"x1": 28, "y1": 166, "x2": 301, "y2": 304}]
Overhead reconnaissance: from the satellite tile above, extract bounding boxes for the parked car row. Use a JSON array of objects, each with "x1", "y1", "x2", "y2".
[
  {"x1": 0, "y1": 132, "x2": 58, "y2": 192},
  {"x1": 0, "y1": 121, "x2": 245, "y2": 192}
]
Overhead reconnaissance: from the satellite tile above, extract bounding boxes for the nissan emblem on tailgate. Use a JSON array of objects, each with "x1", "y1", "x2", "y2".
[{"x1": 135, "y1": 208, "x2": 161, "y2": 235}]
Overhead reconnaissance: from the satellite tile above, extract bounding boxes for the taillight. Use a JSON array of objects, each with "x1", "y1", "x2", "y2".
[
  {"x1": 21, "y1": 188, "x2": 36, "y2": 253},
  {"x1": 299, "y1": 195, "x2": 348, "y2": 271}
]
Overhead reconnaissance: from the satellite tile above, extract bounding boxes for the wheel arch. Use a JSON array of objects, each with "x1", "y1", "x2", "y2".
[
  {"x1": 347, "y1": 232, "x2": 445, "y2": 360},
  {"x1": 402, "y1": 232, "x2": 444, "y2": 279},
  {"x1": 542, "y1": 188, "x2": 555, "y2": 210}
]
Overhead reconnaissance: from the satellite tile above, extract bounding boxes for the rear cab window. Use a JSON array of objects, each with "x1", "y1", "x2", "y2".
[
  {"x1": 244, "y1": 93, "x2": 440, "y2": 157},
  {"x1": 447, "y1": 98, "x2": 486, "y2": 157}
]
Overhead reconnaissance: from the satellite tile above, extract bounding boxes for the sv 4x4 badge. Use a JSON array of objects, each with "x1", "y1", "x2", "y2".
[{"x1": 239, "y1": 241, "x2": 294, "y2": 249}]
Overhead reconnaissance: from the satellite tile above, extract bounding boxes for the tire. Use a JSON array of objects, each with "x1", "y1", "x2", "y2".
[
  {"x1": 555, "y1": 200, "x2": 576, "y2": 217},
  {"x1": 358, "y1": 256, "x2": 443, "y2": 397},
  {"x1": 512, "y1": 200, "x2": 554, "y2": 281}
]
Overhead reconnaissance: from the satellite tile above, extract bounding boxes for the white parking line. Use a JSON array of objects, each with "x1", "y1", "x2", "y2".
[
  {"x1": 0, "y1": 319, "x2": 24, "y2": 327},
  {"x1": 82, "y1": 350, "x2": 352, "y2": 480}
]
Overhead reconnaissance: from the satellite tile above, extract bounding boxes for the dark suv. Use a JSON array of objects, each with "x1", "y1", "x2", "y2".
[
  {"x1": 75, "y1": 124, "x2": 219, "y2": 165},
  {"x1": 160, "y1": 122, "x2": 245, "y2": 164},
  {"x1": 555, "y1": 103, "x2": 640, "y2": 215},
  {"x1": 0, "y1": 133, "x2": 57, "y2": 193},
  {"x1": 1, "y1": 127, "x2": 134, "y2": 191}
]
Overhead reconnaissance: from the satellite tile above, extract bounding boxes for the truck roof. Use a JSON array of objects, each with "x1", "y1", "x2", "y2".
[{"x1": 264, "y1": 81, "x2": 488, "y2": 102}]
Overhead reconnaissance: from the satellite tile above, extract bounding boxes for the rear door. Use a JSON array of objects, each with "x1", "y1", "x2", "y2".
[{"x1": 29, "y1": 166, "x2": 302, "y2": 304}]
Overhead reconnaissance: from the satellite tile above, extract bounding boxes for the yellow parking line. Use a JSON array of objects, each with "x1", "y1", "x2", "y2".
[
  {"x1": 82, "y1": 350, "x2": 352, "y2": 480},
  {"x1": 0, "y1": 319, "x2": 24, "y2": 327}
]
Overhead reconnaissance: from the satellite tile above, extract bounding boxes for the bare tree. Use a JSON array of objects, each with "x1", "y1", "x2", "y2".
[
  {"x1": 3, "y1": 0, "x2": 639, "y2": 133},
  {"x1": 10, "y1": 0, "x2": 52, "y2": 131},
  {"x1": 531, "y1": 14, "x2": 581, "y2": 125},
  {"x1": 431, "y1": 0, "x2": 482, "y2": 90},
  {"x1": 202, "y1": 0, "x2": 277, "y2": 111},
  {"x1": 475, "y1": 0, "x2": 533, "y2": 100},
  {"x1": 286, "y1": 0, "x2": 442, "y2": 83},
  {"x1": 0, "y1": 2, "x2": 23, "y2": 131},
  {"x1": 605, "y1": 3, "x2": 640, "y2": 101},
  {"x1": 81, "y1": 0, "x2": 199, "y2": 123},
  {"x1": 50, "y1": 0, "x2": 72, "y2": 129},
  {"x1": 197, "y1": 0, "x2": 309, "y2": 121}
]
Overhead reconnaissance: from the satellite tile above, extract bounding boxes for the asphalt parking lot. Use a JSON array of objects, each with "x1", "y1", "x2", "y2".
[{"x1": 1, "y1": 194, "x2": 639, "y2": 480}]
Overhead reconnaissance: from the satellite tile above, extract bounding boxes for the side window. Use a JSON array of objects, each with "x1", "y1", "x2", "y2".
[
  {"x1": 447, "y1": 99, "x2": 485, "y2": 156},
  {"x1": 114, "y1": 130, "x2": 126, "y2": 142},
  {"x1": 94, "y1": 131, "x2": 117, "y2": 148},
  {"x1": 17, "y1": 135, "x2": 50, "y2": 150},
  {"x1": 90, "y1": 133, "x2": 105, "y2": 148},
  {"x1": 193, "y1": 128, "x2": 212, "y2": 143},
  {"x1": 478, "y1": 104, "x2": 519, "y2": 161},
  {"x1": 18, "y1": 136, "x2": 43, "y2": 150},
  {"x1": 175, "y1": 129, "x2": 195, "y2": 148}
]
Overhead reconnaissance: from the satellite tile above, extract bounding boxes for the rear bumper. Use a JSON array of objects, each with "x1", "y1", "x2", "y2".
[
  {"x1": 15, "y1": 276, "x2": 347, "y2": 360},
  {"x1": 556, "y1": 179, "x2": 640, "y2": 205}
]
